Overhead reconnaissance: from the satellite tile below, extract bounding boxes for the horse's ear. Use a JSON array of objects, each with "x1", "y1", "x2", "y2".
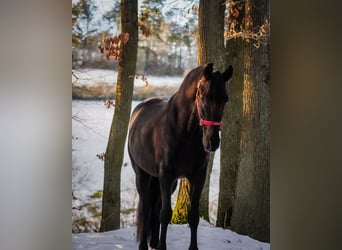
[
  {"x1": 223, "y1": 65, "x2": 233, "y2": 82},
  {"x1": 203, "y1": 63, "x2": 214, "y2": 80}
]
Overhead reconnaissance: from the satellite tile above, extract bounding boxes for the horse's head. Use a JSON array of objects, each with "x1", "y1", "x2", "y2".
[{"x1": 196, "y1": 63, "x2": 233, "y2": 152}]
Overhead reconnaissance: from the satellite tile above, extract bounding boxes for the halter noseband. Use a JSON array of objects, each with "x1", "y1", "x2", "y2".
[{"x1": 195, "y1": 79, "x2": 223, "y2": 127}]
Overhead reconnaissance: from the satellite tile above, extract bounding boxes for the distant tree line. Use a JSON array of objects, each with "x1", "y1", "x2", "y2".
[{"x1": 72, "y1": 0, "x2": 198, "y2": 75}]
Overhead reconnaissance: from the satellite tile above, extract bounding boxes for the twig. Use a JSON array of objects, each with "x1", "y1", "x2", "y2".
[{"x1": 72, "y1": 70, "x2": 79, "y2": 84}]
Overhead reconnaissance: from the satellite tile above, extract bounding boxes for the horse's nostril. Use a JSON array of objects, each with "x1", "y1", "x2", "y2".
[
  {"x1": 207, "y1": 140, "x2": 220, "y2": 152},
  {"x1": 205, "y1": 140, "x2": 218, "y2": 152}
]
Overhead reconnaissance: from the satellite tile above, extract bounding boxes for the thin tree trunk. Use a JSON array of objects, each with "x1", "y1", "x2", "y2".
[
  {"x1": 100, "y1": 0, "x2": 138, "y2": 232},
  {"x1": 199, "y1": 153, "x2": 214, "y2": 221}
]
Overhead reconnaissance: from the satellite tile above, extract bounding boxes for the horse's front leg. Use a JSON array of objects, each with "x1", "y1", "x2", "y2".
[
  {"x1": 157, "y1": 169, "x2": 173, "y2": 250},
  {"x1": 188, "y1": 167, "x2": 207, "y2": 250}
]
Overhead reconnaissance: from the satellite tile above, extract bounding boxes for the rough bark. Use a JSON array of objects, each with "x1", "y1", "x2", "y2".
[
  {"x1": 100, "y1": 0, "x2": 138, "y2": 232},
  {"x1": 198, "y1": 0, "x2": 226, "y2": 69},
  {"x1": 230, "y1": 0, "x2": 270, "y2": 242},
  {"x1": 216, "y1": 38, "x2": 245, "y2": 228},
  {"x1": 217, "y1": 0, "x2": 270, "y2": 242},
  {"x1": 230, "y1": 39, "x2": 270, "y2": 241}
]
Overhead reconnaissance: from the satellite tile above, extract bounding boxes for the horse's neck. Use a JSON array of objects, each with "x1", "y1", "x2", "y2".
[{"x1": 170, "y1": 84, "x2": 199, "y2": 133}]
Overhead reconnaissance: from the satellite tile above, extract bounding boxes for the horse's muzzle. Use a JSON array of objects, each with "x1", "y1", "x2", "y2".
[{"x1": 204, "y1": 139, "x2": 220, "y2": 152}]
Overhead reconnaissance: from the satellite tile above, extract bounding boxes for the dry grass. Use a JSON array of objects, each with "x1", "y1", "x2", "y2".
[
  {"x1": 72, "y1": 81, "x2": 178, "y2": 101},
  {"x1": 133, "y1": 85, "x2": 178, "y2": 100},
  {"x1": 72, "y1": 81, "x2": 116, "y2": 100}
]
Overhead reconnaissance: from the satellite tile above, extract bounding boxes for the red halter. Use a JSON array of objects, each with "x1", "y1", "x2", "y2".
[{"x1": 195, "y1": 79, "x2": 223, "y2": 127}]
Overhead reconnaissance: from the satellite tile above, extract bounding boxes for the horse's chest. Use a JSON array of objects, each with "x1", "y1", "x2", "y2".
[{"x1": 169, "y1": 143, "x2": 207, "y2": 177}]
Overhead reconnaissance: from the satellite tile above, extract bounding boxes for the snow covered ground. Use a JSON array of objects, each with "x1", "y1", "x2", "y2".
[{"x1": 72, "y1": 220, "x2": 270, "y2": 250}]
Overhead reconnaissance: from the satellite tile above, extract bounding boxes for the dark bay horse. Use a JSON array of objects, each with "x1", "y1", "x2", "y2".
[{"x1": 128, "y1": 63, "x2": 233, "y2": 250}]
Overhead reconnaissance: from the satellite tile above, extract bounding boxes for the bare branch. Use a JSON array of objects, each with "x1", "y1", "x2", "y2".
[
  {"x1": 225, "y1": 19, "x2": 270, "y2": 47},
  {"x1": 72, "y1": 115, "x2": 107, "y2": 138},
  {"x1": 72, "y1": 70, "x2": 96, "y2": 87}
]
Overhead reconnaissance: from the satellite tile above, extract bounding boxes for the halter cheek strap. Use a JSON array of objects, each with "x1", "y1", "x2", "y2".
[
  {"x1": 195, "y1": 79, "x2": 223, "y2": 127},
  {"x1": 200, "y1": 119, "x2": 223, "y2": 127}
]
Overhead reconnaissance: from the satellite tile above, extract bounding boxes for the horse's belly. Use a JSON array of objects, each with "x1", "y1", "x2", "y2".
[{"x1": 170, "y1": 148, "x2": 208, "y2": 178}]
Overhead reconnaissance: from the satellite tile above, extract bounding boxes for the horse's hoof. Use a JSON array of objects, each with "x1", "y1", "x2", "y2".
[
  {"x1": 156, "y1": 245, "x2": 166, "y2": 250},
  {"x1": 139, "y1": 243, "x2": 148, "y2": 250},
  {"x1": 189, "y1": 246, "x2": 198, "y2": 250},
  {"x1": 150, "y1": 239, "x2": 159, "y2": 249},
  {"x1": 150, "y1": 243, "x2": 158, "y2": 250}
]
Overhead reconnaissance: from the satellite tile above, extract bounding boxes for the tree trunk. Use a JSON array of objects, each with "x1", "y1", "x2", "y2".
[
  {"x1": 216, "y1": 38, "x2": 245, "y2": 228},
  {"x1": 217, "y1": 0, "x2": 270, "y2": 242},
  {"x1": 198, "y1": 153, "x2": 214, "y2": 221},
  {"x1": 217, "y1": 0, "x2": 246, "y2": 229},
  {"x1": 198, "y1": 0, "x2": 227, "y2": 222},
  {"x1": 198, "y1": 0, "x2": 226, "y2": 68},
  {"x1": 230, "y1": 38, "x2": 270, "y2": 242},
  {"x1": 230, "y1": 0, "x2": 270, "y2": 242},
  {"x1": 100, "y1": 0, "x2": 138, "y2": 232}
]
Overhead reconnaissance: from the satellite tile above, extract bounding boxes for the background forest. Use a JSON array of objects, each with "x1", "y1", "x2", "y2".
[{"x1": 72, "y1": 0, "x2": 198, "y2": 75}]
